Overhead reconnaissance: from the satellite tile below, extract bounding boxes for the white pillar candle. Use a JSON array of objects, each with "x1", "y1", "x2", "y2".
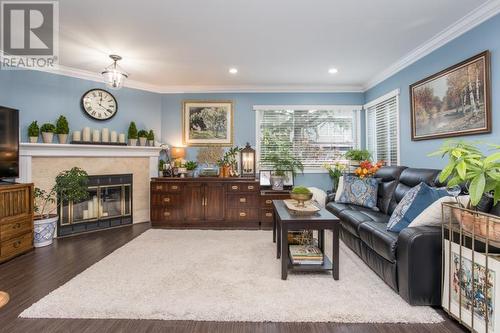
[
  {"x1": 101, "y1": 128, "x2": 109, "y2": 142},
  {"x1": 73, "y1": 131, "x2": 81, "y2": 142},
  {"x1": 110, "y1": 131, "x2": 118, "y2": 143},
  {"x1": 82, "y1": 127, "x2": 91, "y2": 142},
  {"x1": 118, "y1": 133, "x2": 126, "y2": 143},
  {"x1": 92, "y1": 129, "x2": 100, "y2": 142}
]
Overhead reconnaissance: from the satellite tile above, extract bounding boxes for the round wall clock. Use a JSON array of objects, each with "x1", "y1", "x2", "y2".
[{"x1": 81, "y1": 89, "x2": 118, "y2": 121}]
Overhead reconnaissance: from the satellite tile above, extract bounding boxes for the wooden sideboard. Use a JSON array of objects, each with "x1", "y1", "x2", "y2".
[
  {"x1": 0, "y1": 183, "x2": 34, "y2": 263},
  {"x1": 151, "y1": 177, "x2": 261, "y2": 229}
]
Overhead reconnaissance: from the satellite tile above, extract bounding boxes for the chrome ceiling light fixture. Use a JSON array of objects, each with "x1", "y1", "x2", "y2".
[{"x1": 102, "y1": 55, "x2": 128, "y2": 89}]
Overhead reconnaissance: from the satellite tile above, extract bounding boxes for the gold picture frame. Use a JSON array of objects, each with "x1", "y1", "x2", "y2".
[{"x1": 182, "y1": 100, "x2": 234, "y2": 146}]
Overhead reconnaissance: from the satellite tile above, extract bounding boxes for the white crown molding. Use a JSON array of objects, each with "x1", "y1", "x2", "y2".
[
  {"x1": 159, "y1": 85, "x2": 364, "y2": 94},
  {"x1": 363, "y1": 0, "x2": 500, "y2": 91}
]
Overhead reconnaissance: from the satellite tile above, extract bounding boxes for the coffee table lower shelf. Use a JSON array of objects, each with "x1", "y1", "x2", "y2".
[{"x1": 288, "y1": 256, "x2": 333, "y2": 272}]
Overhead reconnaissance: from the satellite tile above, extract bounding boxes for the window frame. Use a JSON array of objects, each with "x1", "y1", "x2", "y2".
[
  {"x1": 364, "y1": 89, "x2": 400, "y2": 166},
  {"x1": 254, "y1": 105, "x2": 362, "y2": 173}
]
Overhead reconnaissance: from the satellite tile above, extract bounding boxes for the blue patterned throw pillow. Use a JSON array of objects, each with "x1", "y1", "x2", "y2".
[
  {"x1": 337, "y1": 175, "x2": 379, "y2": 209},
  {"x1": 387, "y1": 182, "x2": 448, "y2": 233}
]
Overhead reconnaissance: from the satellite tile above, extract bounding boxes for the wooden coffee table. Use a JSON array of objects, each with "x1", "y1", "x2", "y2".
[{"x1": 273, "y1": 200, "x2": 340, "y2": 280}]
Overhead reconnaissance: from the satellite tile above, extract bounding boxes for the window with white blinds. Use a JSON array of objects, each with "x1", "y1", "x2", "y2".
[
  {"x1": 365, "y1": 90, "x2": 400, "y2": 166},
  {"x1": 255, "y1": 106, "x2": 361, "y2": 170}
]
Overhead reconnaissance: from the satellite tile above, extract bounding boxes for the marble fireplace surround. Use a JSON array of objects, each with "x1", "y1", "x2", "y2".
[{"x1": 19, "y1": 143, "x2": 162, "y2": 223}]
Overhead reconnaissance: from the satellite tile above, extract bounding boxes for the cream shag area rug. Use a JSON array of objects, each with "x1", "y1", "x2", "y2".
[{"x1": 20, "y1": 229, "x2": 443, "y2": 323}]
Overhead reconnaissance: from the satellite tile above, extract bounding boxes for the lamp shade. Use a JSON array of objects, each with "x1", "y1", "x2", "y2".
[{"x1": 171, "y1": 147, "x2": 186, "y2": 159}]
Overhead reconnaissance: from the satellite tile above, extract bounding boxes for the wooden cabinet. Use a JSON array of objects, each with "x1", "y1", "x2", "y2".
[
  {"x1": 0, "y1": 183, "x2": 34, "y2": 263},
  {"x1": 259, "y1": 190, "x2": 291, "y2": 229},
  {"x1": 151, "y1": 178, "x2": 259, "y2": 229}
]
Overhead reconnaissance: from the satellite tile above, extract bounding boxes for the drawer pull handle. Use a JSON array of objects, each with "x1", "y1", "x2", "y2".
[
  {"x1": 231, "y1": 185, "x2": 238, "y2": 190},
  {"x1": 13, "y1": 240, "x2": 21, "y2": 248},
  {"x1": 248, "y1": 185, "x2": 254, "y2": 190},
  {"x1": 14, "y1": 223, "x2": 21, "y2": 229},
  {"x1": 171, "y1": 185, "x2": 179, "y2": 190},
  {"x1": 265, "y1": 200, "x2": 272, "y2": 204},
  {"x1": 156, "y1": 185, "x2": 162, "y2": 190},
  {"x1": 163, "y1": 197, "x2": 171, "y2": 203},
  {"x1": 265, "y1": 213, "x2": 273, "y2": 217},
  {"x1": 164, "y1": 211, "x2": 171, "y2": 217},
  {"x1": 239, "y1": 212, "x2": 247, "y2": 217},
  {"x1": 239, "y1": 197, "x2": 246, "y2": 203}
]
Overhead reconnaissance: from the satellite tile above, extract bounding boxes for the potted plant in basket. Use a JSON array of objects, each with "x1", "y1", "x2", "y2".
[
  {"x1": 184, "y1": 161, "x2": 198, "y2": 177},
  {"x1": 261, "y1": 147, "x2": 303, "y2": 191},
  {"x1": 128, "y1": 122, "x2": 138, "y2": 146},
  {"x1": 33, "y1": 167, "x2": 89, "y2": 247},
  {"x1": 430, "y1": 141, "x2": 500, "y2": 239},
  {"x1": 147, "y1": 130, "x2": 155, "y2": 146},
  {"x1": 55, "y1": 115, "x2": 69, "y2": 144},
  {"x1": 344, "y1": 149, "x2": 371, "y2": 171},
  {"x1": 28, "y1": 121, "x2": 39, "y2": 143},
  {"x1": 40, "y1": 123, "x2": 55, "y2": 143},
  {"x1": 138, "y1": 130, "x2": 148, "y2": 146},
  {"x1": 217, "y1": 146, "x2": 241, "y2": 178}
]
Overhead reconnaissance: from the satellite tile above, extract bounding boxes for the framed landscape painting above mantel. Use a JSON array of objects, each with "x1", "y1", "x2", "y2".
[
  {"x1": 182, "y1": 101, "x2": 233, "y2": 146},
  {"x1": 410, "y1": 51, "x2": 491, "y2": 141}
]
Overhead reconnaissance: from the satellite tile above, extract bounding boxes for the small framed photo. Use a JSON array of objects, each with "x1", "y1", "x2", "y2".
[
  {"x1": 259, "y1": 170, "x2": 271, "y2": 187},
  {"x1": 283, "y1": 171, "x2": 294, "y2": 187}
]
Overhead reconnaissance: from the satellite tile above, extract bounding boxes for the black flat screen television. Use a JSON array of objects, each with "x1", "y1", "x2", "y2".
[{"x1": 0, "y1": 106, "x2": 19, "y2": 179}]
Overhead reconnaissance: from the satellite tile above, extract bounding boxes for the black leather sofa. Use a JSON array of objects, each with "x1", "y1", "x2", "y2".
[{"x1": 326, "y1": 167, "x2": 445, "y2": 306}]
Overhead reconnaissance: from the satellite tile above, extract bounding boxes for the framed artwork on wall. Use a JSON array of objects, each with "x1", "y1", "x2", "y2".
[
  {"x1": 182, "y1": 101, "x2": 233, "y2": 146},
  {"x1": 410, "y1": 51, "x2": 491, "y2": 141}
]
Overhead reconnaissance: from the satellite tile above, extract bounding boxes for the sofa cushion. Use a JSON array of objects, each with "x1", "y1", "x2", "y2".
[
  {"x1": 337, "y1": 175, "x2": 379, "y2": 209},
  {"x1": 337, "y1": 207, "x2": 390, "y2": 237},
  {"x1": 359, "y1": 221, "x2": 399, "y2": 263},
  {"x1": 374, "y1": 166, "x2": 406, "y2": 214}
]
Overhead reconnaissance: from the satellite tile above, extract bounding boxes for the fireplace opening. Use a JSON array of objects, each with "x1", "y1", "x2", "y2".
[{"x1": 58, "y1": 174, "x2": 133, "y2": 237}]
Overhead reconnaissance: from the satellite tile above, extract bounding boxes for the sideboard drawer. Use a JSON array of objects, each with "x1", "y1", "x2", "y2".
[
  {"x1": 227, "y1": 208, "x2": 259, "y2": 221},
  {"x1": 0, "y1": 217, "x2": 32, "y2": 242},
  {"x1": 151, "y1": 182, "x2": 183, "y2": 193},
  {"x1": 260, "y1": 208, "x2": 274, "y2": 223},
  {"x1": 0, "y1": 232, "x2": 32, "y2": 260},
  {"x1": 227, "y1": 182, "x2": 258, "y2": 193},
  {"x1": 227, "y1": 194, "x2": 259, "y2": 208},
  {"x1": 151, "y1": 207, "x2": 182, "y2": 222},
  {"x1": 151, "y1": 193, "x2": 181, "y2": 207}
]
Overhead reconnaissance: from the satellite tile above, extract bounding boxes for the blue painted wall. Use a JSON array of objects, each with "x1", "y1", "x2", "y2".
[
  {"x1": 365, "y1": 13, "x2": 500, "y2": 169},
  {"x1": 0, "y1": 69, "x2": 162, "y2": 141},
  {"x1": 161, "y1": 92, "x2": 364, "y2": 190}
]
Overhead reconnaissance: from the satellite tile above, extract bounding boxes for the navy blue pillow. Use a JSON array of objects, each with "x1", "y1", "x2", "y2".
[{"x1": 387, "y1": 182, "x2": 448, "y2": 233}]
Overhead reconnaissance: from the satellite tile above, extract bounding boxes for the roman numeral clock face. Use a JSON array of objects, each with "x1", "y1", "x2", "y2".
[{"x1": 81, "y1": 89, "x2": 118, "y2": 120}]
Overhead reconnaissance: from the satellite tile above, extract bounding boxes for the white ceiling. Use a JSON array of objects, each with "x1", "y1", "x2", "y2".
[{"x1": 56, "y1": 0, "x2": 493, "y2": 92}]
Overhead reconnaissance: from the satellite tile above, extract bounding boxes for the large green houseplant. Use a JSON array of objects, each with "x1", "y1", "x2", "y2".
[
  {"x1": 34, "y1": 167, "x2": 89, "y2": 247},
  {"x1": 262, "y1": 146, "x2": 304, "y2": 190}
]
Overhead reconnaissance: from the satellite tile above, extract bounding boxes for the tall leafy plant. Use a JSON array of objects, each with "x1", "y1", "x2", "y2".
[
  {"x1": 429, "y1": 141, "x2": 500, "y2": 207},
  {"x1": 55, "y1": 116, "x2": 69, "y2": 134},
  {"x1": 128, "y1": 122, "x2": 138, "y2": 139}
]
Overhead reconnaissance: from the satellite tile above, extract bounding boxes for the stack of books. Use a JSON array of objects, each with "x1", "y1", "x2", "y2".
[{"x1": 289, "y1": 244, "x2": 324, "y2": 265}]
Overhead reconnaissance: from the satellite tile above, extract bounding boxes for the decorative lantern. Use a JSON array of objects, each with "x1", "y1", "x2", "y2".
[{"x1": 240, "y1": 143, "x2": 256, "y2": 178}]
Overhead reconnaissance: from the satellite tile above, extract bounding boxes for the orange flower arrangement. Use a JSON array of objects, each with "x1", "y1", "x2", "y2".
[{"x1": 354, "y1": 160, "x2": 384, "y2": 179}]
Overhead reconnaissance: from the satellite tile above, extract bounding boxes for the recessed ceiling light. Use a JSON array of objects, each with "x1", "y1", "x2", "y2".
[
  {"x1": 229, "y1": 68, "x2": 238, "y2": 74},
  {"x1": 328, "y1": 68, "x2": 339, "y2": 74}
]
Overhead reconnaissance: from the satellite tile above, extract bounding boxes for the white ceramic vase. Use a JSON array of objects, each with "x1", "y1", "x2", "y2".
[
  {"x1": 33, "y1": 215, "x2": 58, "y2": 247},
  {"x1": 41, "y1": 132, "x2": 54, "y2": 143},
  {"x1": 139, "y1": 137, "x2": 147, "y2": 146},
  {"x1": 128, "y1": 138, "x2": 137, "y2": 146},
  {"x1": 148, "y1": 140, "x2": 154, "y2": 146},
  {"x1": 29, "y1": 136, "x2": 38, "y2": 143},
  {"x1": 58, "y1": 134, "x2": 68, "y2": 144}
]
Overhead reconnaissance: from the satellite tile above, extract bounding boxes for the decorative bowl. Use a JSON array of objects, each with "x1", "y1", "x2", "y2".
[{"x1": 290, "y1": 193, "x2": 313, "y2": 207}]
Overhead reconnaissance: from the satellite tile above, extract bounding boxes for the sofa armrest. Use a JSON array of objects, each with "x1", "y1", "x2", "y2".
[
  {"x1": 326, "y1": 190, "x2": 336, "y2": 204},
  {"x1": 397, "y1": 226, "x2": 442, "y2": 306}
]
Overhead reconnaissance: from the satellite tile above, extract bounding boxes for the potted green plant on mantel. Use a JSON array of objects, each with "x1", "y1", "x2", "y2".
[
  {"x1": 344, "y1": 149, "x2": 371, "y2": 170},
  {"x1": 28, "y1": 121, "x2": 39, "y2": 143},
  {"x1": 184, "y1": 161, "x2": 198, "y2": 177},
  {"x1": 55, "y1": 115, "x2": 69, "y2": 144},
  {"x1": 128, "y1": 122, "x2": 138, "y2": 146},
  {"x1": 40, "y1": 123, "x2": 55, "y2": 143},
  {"x1": 262, "y1": 147, "x2": 304, "y2": 191},
  {"x1": 147, "y1": 130, "x2": 155, "y2": 146},
  {"x1": 34, "y1": 167, "x2": 89, "y2": 247},
  {"x1": 430, "y1": 140, "x2": 500, "y2": 240},
  {"x1": 138, "y1": 129, "x2": 148, "y2": 146}
]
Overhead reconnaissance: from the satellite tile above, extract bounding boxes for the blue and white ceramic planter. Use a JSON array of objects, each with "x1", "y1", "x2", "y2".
[{"x1": 33, "y1": 215, "x2": 58, "y2": 247}]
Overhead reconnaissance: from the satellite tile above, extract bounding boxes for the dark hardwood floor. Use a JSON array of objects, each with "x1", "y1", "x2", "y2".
[{"x1": 0, "y1": 223, "x2": 466, "y2": 333}]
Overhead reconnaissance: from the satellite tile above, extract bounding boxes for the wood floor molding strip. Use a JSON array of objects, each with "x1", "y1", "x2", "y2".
[{"x1": 0, "y1": 223, "x2": 467, "y2": 333}]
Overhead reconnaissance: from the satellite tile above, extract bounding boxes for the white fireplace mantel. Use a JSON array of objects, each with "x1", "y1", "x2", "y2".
[{"x1": 19, "y1": 143, "x2": 162, "y2": 183}]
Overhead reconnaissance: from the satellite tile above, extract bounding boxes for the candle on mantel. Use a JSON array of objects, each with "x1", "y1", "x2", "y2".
[
  {"x1": 92, "y1": 130, "x2": 100, "y2": 142},
  {"x1": 101, "y1": 128, "x2": 109, "y2": 143},
  {"x1": 110, "y1": 131, "x2": 117, "y2": 143},
  {"x1": 73, "y1": 131, "x2": 81, "y2": 142},
  {"x1": 82, "y1": 127, "x2": 91, "y2": 142},
  {"x1": 118, "y1": 133, "x2": 125, "y2": 143}
]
